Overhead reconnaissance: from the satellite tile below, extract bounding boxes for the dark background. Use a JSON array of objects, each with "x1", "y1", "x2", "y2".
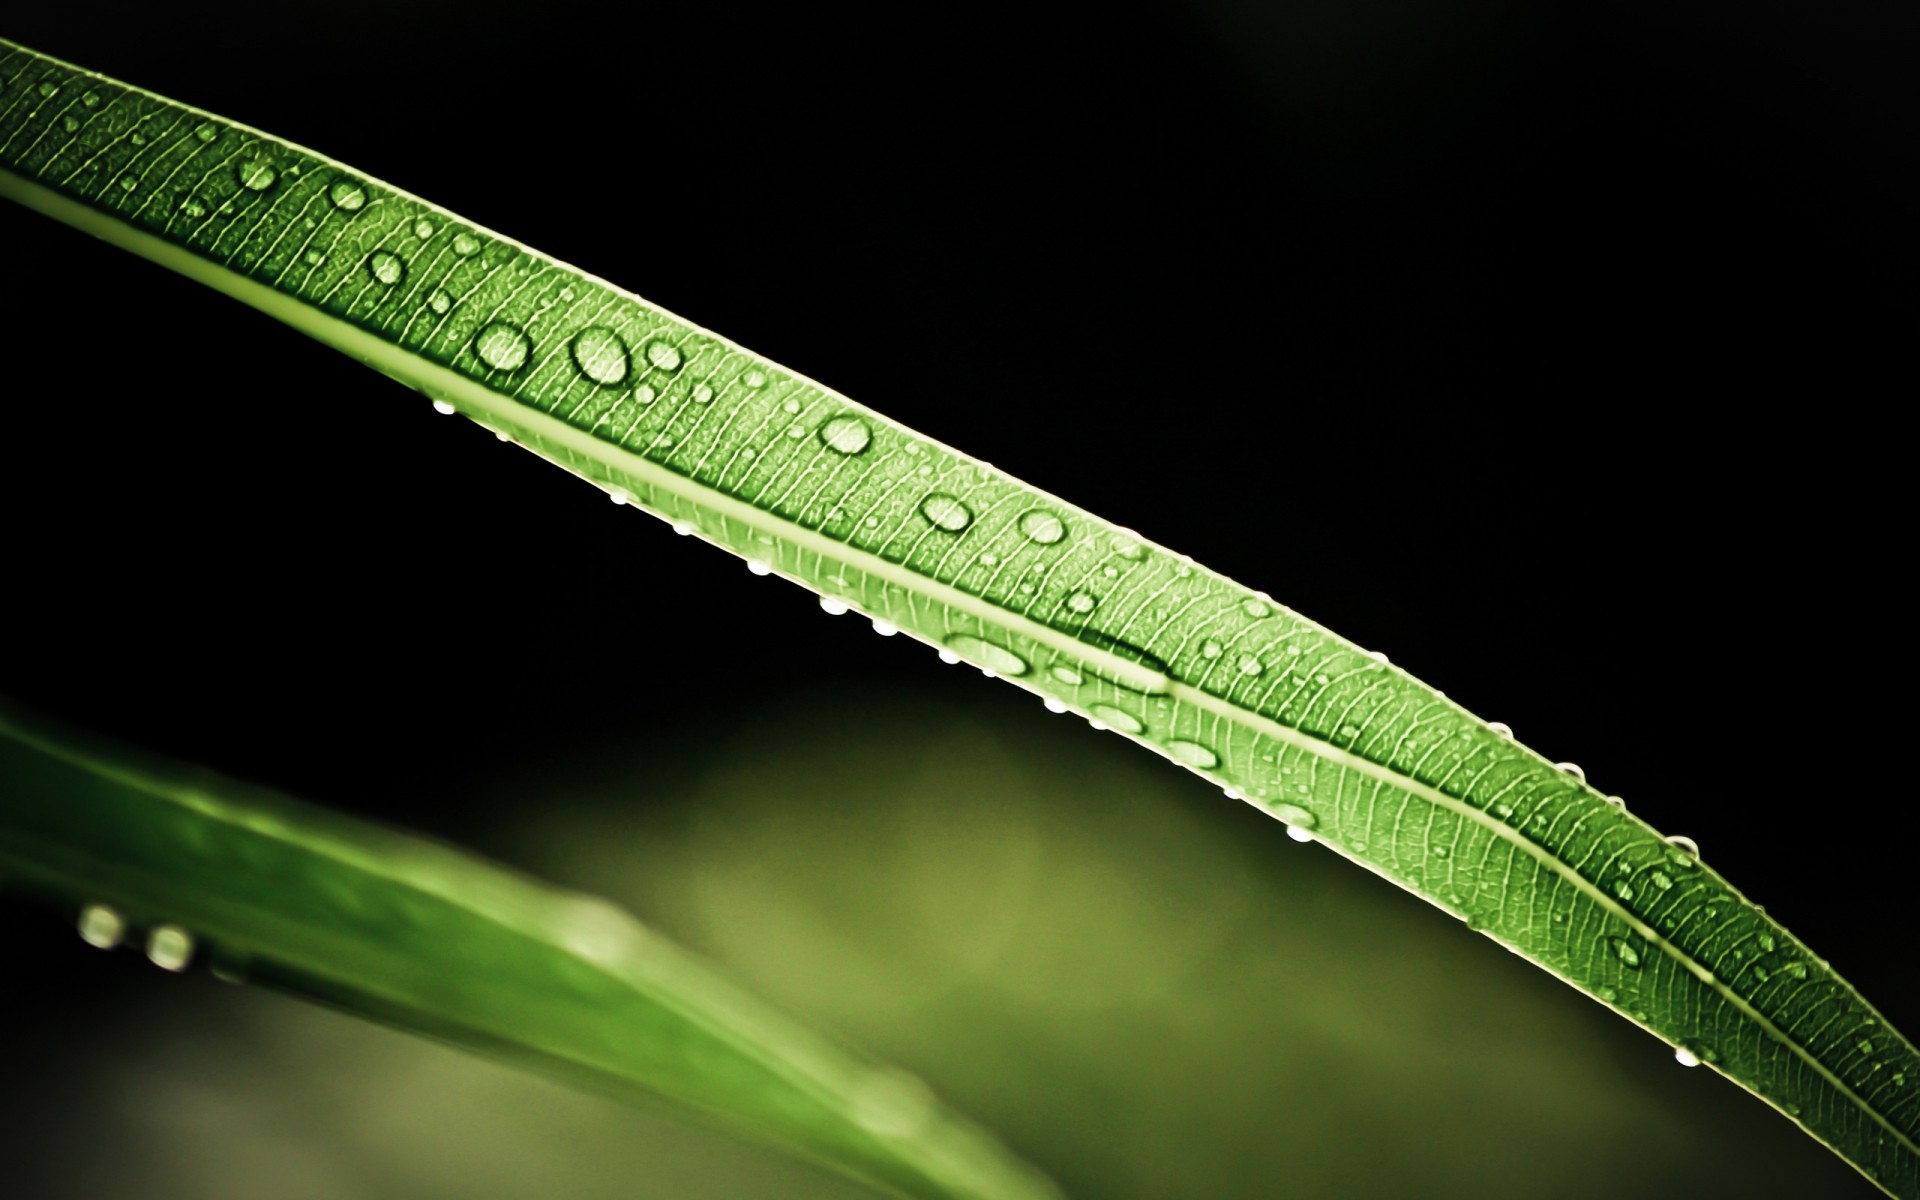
[{"x1": 1, "y1": 2, "x2": 1914, "y2": 1197}]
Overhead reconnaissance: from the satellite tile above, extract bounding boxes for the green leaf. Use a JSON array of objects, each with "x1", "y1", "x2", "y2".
[
  {"x1": 1, "y1": 34, "x2": 1915, "y2": 1198},
  {"x1": 0, "y1": 698, "x2": 1061, "y2": 1200}
]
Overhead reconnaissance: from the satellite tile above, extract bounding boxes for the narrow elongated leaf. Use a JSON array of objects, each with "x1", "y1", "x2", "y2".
[
  {"x1": 1, "y1": 36, "x2": 1915, "y2": 1197},
  {"x1": 0, "y1": 699, "x2": 1060, "y2": 1200}
]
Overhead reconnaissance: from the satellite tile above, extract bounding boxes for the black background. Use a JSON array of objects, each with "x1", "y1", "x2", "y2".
[{"x1": 1, "y1": 1, "x2": 1914, "y2": 1195}]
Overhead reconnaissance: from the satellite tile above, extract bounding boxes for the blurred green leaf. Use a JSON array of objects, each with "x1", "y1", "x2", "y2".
[{"x1": 0, "y1": 699, "x2": 1060, "y2": 1200}]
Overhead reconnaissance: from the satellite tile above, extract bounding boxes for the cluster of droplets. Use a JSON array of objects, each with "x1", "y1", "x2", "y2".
[{"x1": 76, "y1": 903, "x2": 200, "y2": 974}]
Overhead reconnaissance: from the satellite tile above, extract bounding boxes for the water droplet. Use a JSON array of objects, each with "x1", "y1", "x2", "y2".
[
  {"x1": 78, "y1": 904, "x2": 125, "y2": 950},
  {"x1": 1242, "y1": 598, "x2": 1270, "y2": 619},
  {"x1": 474, "y1": 321, "x2": 531, "y2": 371},
  {"x1": 1269, "y1": 802, "x2": 1317, "y2": 831},
  {"x1": 643, "y1": 340, "x2": 683, "y2": 372},
  {"x1": 1555, "y1": 762, "x2": 1586, "y2": 783},
  {"x1": 1044, "y1": 697, "x2": 1068, "y2": 714},
  {"x1": 1065, "y1": 590, "x2": 1098, "y2": 614},
  {"x1": 1781, "y1": 961, "x2": 1809, "y2": 980},
  {"x1": 366, "y1": 251, "x2": 406, "y2": 286},
  {"x1": 1665, "y1": 835, "x2": 1700, "y2": 862},
  {"x1": 1165, "y1": 740, "x2": 1220, "y2": 770},
  {"x1": 60, "y1": 115, "x2": 78, "y2": 133},
  {"x1": 1017, "y1": 509, "x2": 1067, "y2": 545},
  {"x1": 1674, "y1": 1046, "x2": 1701, "y2": 1068},
  {"x1": 1609, "y1": 936, "x2": 1643, "y2": 969},
  {"x1": 815, "y1": 596, "x2": 850, "y2": 616},
  {"x1": 427, "y1": 288, "x2": 452, "y2": 314},
  {"x1": 327, "y1": 177, "x2": 366, "y2": 211},
  {"x1": 1597, "y1": 985, "x2": 1619, "y2": 1003},
  {"x1": 568, "y1": 326, "x2": 631, "y2": 386},
  {"x1": 1200, "y1": 639, "x2": 1223, "y2": 659},
  {"x1": 1050, "y1": 664, "x2": 1085, "y2": 686},
  {"x1": 1605, "y1": 795, "x2": 1627, "y2": 808},
  {"x1": 1431, "y1": 845, "x2": 1452, "y2": 859},
  {"x1": 945, "y1": 634, "x2": 1029, "y2": 676},
  {"x1": 1088, "y1": 704, "x2": 1144, "y2": 734},
  {"x1": 194, "y1": 122, "x2": 219, "y2": 143},
  {"x1": 872, "y1": 619, "x2": 899, "y2": 637},
  {"x1": 937, "y1": 649, "x2": 961, "y2": 664},
  {"x1": 1487, "y1": 722, "x2": 1514, "y2": 738},
  {"x1": 786, "y1": 423, "x2": 809, "y2": 439},
  {"x1": 1858, "y1": 1038, "x2": 1876, "y2": 1056},
  {"x1": 1757, "y1": 932, "x2": 1776, "y2": 953},
  {"x1": 1612, "y1": 880, "x2": 1635, "y2": 901},
  {"x1": 414, "y1": 218, "x2": 436, "y2": 239},
  {"x1": 452, "y1": 232, "x2": 481, "y2": 256},
  {"x1": 1491, "y1": 802, "x2": 1514, "y2": 819},
  {"x1": 235, "y1": 156, "x2": 277, "y2": 191},
  {"x1": 609, "y1": 490, "x2": 629, "y2": 505},
  {"x1": 302, "y1": 249, "x2": 327, "y2": 268},
  {"x1": 743, "y1": 368, "x2": 768, "y2": 389},
  {"x1": 80, "y1": 91, "x2": 100, "y2": 109},
  {"x1": 179, "y1": 196, "x2": 207, "y2": 218},
  {"x1": 146, "y1": 924, "x2": 195, "y2": 972},
  {"x1": 431, "y1": 399, "x2": 456, "y2": 415},
  {"x1": 1236, "y1": 654, "x2": 1264, "y2": 677},
  {"x1": 918, "y1": 493, "x2": 973, "y2": 532},
  {"x1": 1650, "y1": 870, "x2": 1674, "y2": 891},
  {"x1": 36, "y1": 80, "x2": 59, "y2": 98},
  {"x1": 747, "y1": 560, "x2": 772, "y2": 576},
  {"x1": 691, "y1": 383, "x2": 715, "y2": 404}
]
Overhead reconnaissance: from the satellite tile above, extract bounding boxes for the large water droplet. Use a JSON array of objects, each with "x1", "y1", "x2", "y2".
[
  {"x1": 452, "y1": 232, "x2": 481, "y2": 256},
  {"x1": 235, "y1": 156, "x2": 277, "y2": 191},
  {"x1": 1043, "y1": 697, "x2": 1068, "y2": 714},
  {"x1": 427, "y1": 288, "x2": 452, "y2": 315},
  {"x1": 474, "y1": 322, "x2": 531, "y2": 371},
  {"x1": 1200, "y1": 639, "x2": 1223, "y2": 659},
  {"x1": 78, "y1": 904, "x2": 125, "y2": 950},
  {"x1": 1674, "y1": 1045, "x2": 1701, "y2": 1068},
  {"x1": 147, "y1": 924, "x2": 195, "y2": 972},
  {"x1": 1088, "y1": 704, "x2": 1144, "y2": 734},
  {"x1": 945, "y1": 634, "x2": 1029, "y2": 677},
  {"x1": 1018, "y1": 509, "x2": 1067, "y2": 545},
  {"x1": 1555, "y1": 762, "x2": 1586, "y2": 783},
  {"x1": 1609, "y1": 936, "x2": 1643, "y2": 969},
  {"x1": 747, "y1": 560, "x2": 772, "y2": 576},
  {"x1": 1165, "y1": 740, "x2": 1220, "y2": 770},
  {"x1": 327, "y1": 177, "x2": 366, "y2": 211},
  {"x1": 919, "y1": 493, "x2": 973, "y2": 532},
  {"x1": 366, "y1": 251, "x2": 406, "y2": 286},
  {"x1": 819, "y1": 415, "x2": 872, "y2": 455},
  {"x1": 644, "y1": 340, "x2": 683, "y2": 372},
  {"x1": 569, "y1": 326, "x2": 631, "y2": 386},
  {"x1": 413, "y1": 218, "x2": 436, "y2": 240}
]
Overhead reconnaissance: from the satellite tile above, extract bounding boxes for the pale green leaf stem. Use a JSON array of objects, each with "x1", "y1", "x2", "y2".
[
  {"x1": 1, "y1": 37, "x2": 1914, "y2": 1197},
  {"x1": 0, "y1": 700, "x2": 1061, "y2": 1200}
]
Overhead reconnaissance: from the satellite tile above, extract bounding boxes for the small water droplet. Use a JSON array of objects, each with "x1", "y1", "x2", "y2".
[
  {"x1": 1555, "y1": 762, "x2": 1586, "y2": 783},
  {"x1": 1088, "y1": 704, "x2": 1144, "y2": 734},
  {"x1": 1491, "y1": 802, "x2": 1514, "y2": 819},
  {"x1": 1431, "y1": 844, "x2": 1452, "y2": 859},
  {"x1": 1050, "y1": 664, "x2": 1085, "y2": 686},
  {"x1": 474, "y1": 321, "x2": 531, "y2": 371},
  {"x1": 432, "y1": 399, "x2": 456, "y2": 415},
  {"x1": 1242, "y1": 598, "x2": 1270, "y2": 619},
  {"x1": 413, "y1": 218, "x2": 436, "y2": 239},
  {"x1": 36, "y1": 80, "x2": 59, "y2": 99},
  {"x1": 1065, "y1": 590, "x2": 1098, "y2": 614},
  {"x1": 938, "y1": 649, "x2": 961, "y2": 664},
  {"x1": 366, "y1": 251, "x2": 406, "y2": 286},
  {"x1": 1165, "y1": 740, "x2": 1220, "y2": 770},
  {"x1": 60, "y1": 114, "x2": 78, "y2": 133},
  {"x1": 872, "y1": 619, "x2": 899, "y2": 637},
  {"x1": 80, "y1": 91, "x2": 100, "y2": 108},
  {"x1": 1017, "y1": 509, "x2": 1067, "y2": 545},
  {"x1": 452, "y1": 232, "x2": 481, "y2": 255},
  {"x1": 1487, "y1": 722, "x2": 1514, "y2": 738},
  {"x1": 643, "y1": 340, "x2": 683, "y2": 372},
  {"x1": 179, "y1": 196, "x2": 207, "y2": 218},
  {"x1": 1650, "y1": 870, "x2": 1674, "y2": 891},
  {"x1": 747, "y1": 560, "x2": 772, "y2": 576},
  {"x1": 569, "y1": 326, "x2": 631, "y2": 386},
  {"x1": 1044, "y1": 697, "x2": 1068, "y2": 714},
  {"x1": 194, "y1": 122, "x2": 219, "y2": 143},
  {"x1": 919, "y1": 493, "x2": 973, "y2": 532},
  {"x1": 78, "y1": 904, "x2": 125, "y2": 950},
  {"x1": 235, "y1": 156, "x2": 277, "y2": 191},
  {"x1": 1597, "y1": 985, "x2": 1618, "y2": 1003},
  {"x1": 1236, "y1": 654, "x2": 1264, "y2": 676},
  {"x1": 1609, "y1": 936, "x2": 1643, "y2": 969},
  {"x1": 427, "y1": 288, "x2": 452, "y2": 314},
  {"x1": 116, "y1": 175, "x2": 137, "y2": 192},
  {"x1": 1612, "y1": 880, "x2": 1635, "y2": 901},
  {"x1": 691, "y1": 383, "x2": 715, "y2": 404},
  {"x1": 671, "y1": 522, "x2": 692, "y2": 536},
  {"x1": 1781, "y1": 961, "x2": 1809, "y2": 980},
  {"x1": 1757, "y1": 932, "x2": 1776, "y2": 953},
  {"x1": 1268, "y1": 802, "x2": 1317, "y2": 831},
  {"x1": 609, "y1": 490, "x2": 629, "y2": 505},
  {"x1": 1674, "y1": 1046, "x2": 1701, "y2": 1068},
  {"x1": 146, "y1": 924, "x2": 195, "y2": 972},
  {"x1": 302, "y1": 249, "x2": 327, "y2": 267},
  {"x1": 1664, "y1": 835, "x2": 1700, "y2": 862},
  {"x1": 818, "y1": 596, "x2": 850, "y2": 615},
  {"x1": 327, "y1": 177, "x2": 366, "y2": 211},
  {"x1": 945, "y1": 634, "x2": 1029, "y2": 676},
  {"x1": 786, "y1": 423, "x2": 809, "y2": 439},
  {"x1": 743, "y1": 368, "x2": 768, "y2": 388}
]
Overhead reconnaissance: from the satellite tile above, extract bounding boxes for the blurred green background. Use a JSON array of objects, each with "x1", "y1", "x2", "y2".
[{"x1": 1, "y1": 0, "x2": 1911, "y2": 1196}]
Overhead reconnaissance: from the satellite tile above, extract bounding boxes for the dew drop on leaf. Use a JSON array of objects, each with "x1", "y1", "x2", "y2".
[
  {"x1": 743, "y1": 368, "x2": 768, "y2": 388},
  {"x1": 692, "y1": 383, "x2": 715, "y2": 405},
  {"x1": 452, "y1": 231, "x2": 481, "y2": 256},
  {"x1": 327, "y1": 177, "x2": 366, "y2": 211},
  {"x1": 473, "y1": 321, "x2": 531, "y2": 371},
  {"x1": 1268, "y1": 802, "x2": 1317, "y2": 830},
  {"x1": 77, "y1": 903, "x2": 125, "y2": 950},
  {"x1": 1675, "y1": 1046, "x2": 1702, "y2": 1068},
  {"x1": 643, "y1": 340, "x2": 683, "y2": 372},
  {"x1": 1487, "y1": 722, "x2": 1514, "y2": 738},
  {"x1": 918, "y1": 493, "x2": 973, "y2": 532},
  {"x1": 1017, "y1": 509, "x2": 1067, "y2": 545},
  {"x1": 1043, "y1": 697, "x2": 1068, "y2": 714},
  {"x1": 1242, "y1": 598, "x2": 1270, "y2": 619},
  {"x1": 427, "y1": 288, "x2": 452, "y2": 314},
  {"x1": 194, "y1": 122, "x2": 219, "y2": 143},
  {"x1": 146, "y1": 924, "x2": 195, "y2": 972},
  {"x1": 1165, "y1": 740, "x2": 1221, "y2": 770},
  {"x1": 366, "y1": 251, "x2": 406, "y2": 286},
  {"x1": 1555, "y1": 762, "x2": 1586, "y2": 783},
  {"x1": 818, "y1": 415, "x2": 872, "y2": 455},
  {"x1": 569, "y1": 326, "x2": 631, "y2": 386},
  {"x1": 1088, "y1": 704, "x2": 1144, "y2": 734},
  {"x1": 944, "y1": 634, "x2": 1028, "y2": 676},
  {"x1": 1237, "y1": 654, "x2": 1264, "y2": 676},
  {"x1": 235, "y1": 156, "x2": 277, "y2": 191},
  {"x1": 1609, "y1": 936, "x2": 1643, "y2": 969},
  {"x1": 1065, "y1": 590, "x2": 1098, "y2": 614},
  {"x1": 414, "y1": 218, "x2": 435, "y2": 239},
  {"x1": 1049, "y1": 664, "x2": 1085, "y2": 686},
  {"x1": 1665, "y1": 835, "x2": 1700, "y2": 864},
  {"x1": 746, "y1": 560, "x2": 772, "y2": 576}
]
